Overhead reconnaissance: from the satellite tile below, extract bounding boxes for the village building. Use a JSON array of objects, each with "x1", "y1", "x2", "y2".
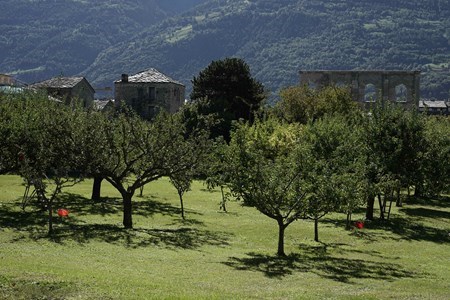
[
  {"x1": 0, "y1": 74, "x2": 15, "y2": 86},
  {"x1": 114, "y1": 68, "x2": 185, "y2": 119},
  {"x1": 0, "y1": 73, "x2": 25, "y2": 94},
  {"x1": 30, "y1": 76, "x2": 95, "y2": 107},
  {"x1": 419, "y1": 100, "x2": 449, "y2": 115}
]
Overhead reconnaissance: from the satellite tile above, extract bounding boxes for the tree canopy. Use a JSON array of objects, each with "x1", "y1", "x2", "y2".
[
  {"x1": 1, "y1": 85, "x2": 449, "y2": 252},
  {"x1": 0, "y1": 92, "x2": 87, "y2": 234},
  {"x1": 190, "y1": 57, "x2": 266, "y2": 140},
  {"x1": 225, "y1": 118, "x2": 308, "y2": 256},
  {"x1": 85, "y1": 109, "x2": 211, "y2": 228},
  {"x1": 362, "y1": 103, "x2": 430, "y2": 219},
  {"x1": 274, "y1": 85, "x2": 359, "y2": 124},
  {"x1": 302, "y1": 115, "x2": 366, "y2": 239},
  {"x1": 421, "y1": 116, "x2": 450, "y2": 196}
]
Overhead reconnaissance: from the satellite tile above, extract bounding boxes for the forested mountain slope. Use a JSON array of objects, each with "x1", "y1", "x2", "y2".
[
  {"x1": 84, "y1": 0, "x2": 450, "y2": 99},
  {"x1": 1, "y1": 0, "x2": 449, "y2": 99},
  {"x1": 0, "y1": 0, "x2": 207, "y2": 84}
]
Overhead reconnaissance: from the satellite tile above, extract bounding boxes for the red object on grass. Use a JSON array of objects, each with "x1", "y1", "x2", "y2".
[
  {"x1": 354, "y1": 221, "x2": 364, "y2": 229},
  {"x1": 57, "y1": 209, "x2": 69, "y2": 217}
]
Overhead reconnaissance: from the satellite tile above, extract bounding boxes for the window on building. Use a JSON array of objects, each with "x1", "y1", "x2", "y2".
[
  {"x1": 138, "y1": 88, "x2": 144, "y2": 99},
  {"x1": 364, "y1": 84, "x2": 377, "y2": 102},
  {"x1": 148, "y1": 105, "x2": 160, "y2": 117},
  {"x1": 335, "y1": 81, "x2": 347, "y2": 88},
  {"x1": 174, "y1": 88, "x2": 180, "y2": 101},
  {"x1": 395, "y1": 84, "x2": 408, "y2": 102},
  {"x1": 149, "y1": 87, "x2": 156, "y2": 101},
  {"x1": 307, "y1": 80, "x2": 317, "y2": 90}
]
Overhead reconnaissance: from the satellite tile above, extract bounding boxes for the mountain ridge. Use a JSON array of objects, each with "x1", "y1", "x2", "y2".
[
  {"x1": 83, "y1": 0, "x2": 450, "y2": 99},
  {"x1": 1, "y1": 0, "x2": 449, "y2": 99},
  {"x1": 0, "y1": 0, "x2": 208, "y2": 84}
]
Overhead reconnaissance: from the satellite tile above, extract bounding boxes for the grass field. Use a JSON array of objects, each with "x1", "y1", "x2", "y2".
[{"x1": 0, "y1": 175, "x2": 449, "y2": 299}]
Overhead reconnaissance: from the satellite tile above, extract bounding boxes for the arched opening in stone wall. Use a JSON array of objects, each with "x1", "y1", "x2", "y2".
[
  {"x1": 307, "y1": 80, "x2": 317, "y2": 90},
  {"x1": 364, "y1": 83, "x2": 377, "y2": 102},
  {"x1": 334, "y1": 81, "x2": 347, "y2": 88},
  {"x1": 395, "y1": 84, "x2": 408, "y2": 102}
]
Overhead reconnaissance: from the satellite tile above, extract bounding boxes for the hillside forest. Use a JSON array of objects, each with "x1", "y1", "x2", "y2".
[{"x1": 0, "y1": 0, "x2": 449, "y2": 99}]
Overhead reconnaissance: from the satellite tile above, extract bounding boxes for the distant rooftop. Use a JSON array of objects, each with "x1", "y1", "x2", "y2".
[
  {"x1": 31, "y1": 76, "x2": 86, "y2": 89},
  {"x1": 0, "y1": 73, "x2": 27, "y2": 87},
  {"x1": 299, "y1": 70, "x2": 421, "y2": 75},
  {"x1": 419, "y1": 100, "x2": 448, "y2": 109},
  {"x1": 0, "y1": 86, "x2": 24, "y2": 94},
  {"x1": 116, "y1": 68, "x2": 184, "y2": 86},
  {"x1": 93, "y1": 99, "x2": 114, "y2": 111}
]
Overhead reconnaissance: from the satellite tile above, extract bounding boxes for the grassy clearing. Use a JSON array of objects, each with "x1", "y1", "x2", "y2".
[{"x1": 0, "y1": 175, "x2": 449, "y2": 299}]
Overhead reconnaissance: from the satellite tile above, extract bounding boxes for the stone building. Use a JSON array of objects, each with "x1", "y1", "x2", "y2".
[
  {"x1": 0, "y1": 74, "x2": 15, "y2": 86},
  {"x1": 299, "y1": 70, "x2": 420, "y2": 109},
  {"x1": 114, "y1": 68, "x2": 185, "y2": 119},
  {"x1": 30, "y1": 76, "x2": 95, "y2": 107},
  {"x1": 0, "y1": 74, "x2": 25, "y2": 94}
]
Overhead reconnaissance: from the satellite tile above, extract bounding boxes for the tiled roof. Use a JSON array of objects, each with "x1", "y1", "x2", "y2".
[
  {"x1": 31, "y1": 76, "x2": 85, "y2": 89},
  {"x1": 0, "y1": 86, "x2": 23, "y2": 94},
  {"x1": 94, "y1": 99, "x2": 114, "y2": 110},
  {"x1": 116, "y1": 68, "x2": 184, "y2": 86},
  {"x1": 419, "y1": 100, "x2": 448, "y2": 109}
]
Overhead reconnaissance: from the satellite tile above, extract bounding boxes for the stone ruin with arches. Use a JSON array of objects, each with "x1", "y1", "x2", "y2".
[{"x1": 299, "y1": 70, "x2": 421, "y2": 109}]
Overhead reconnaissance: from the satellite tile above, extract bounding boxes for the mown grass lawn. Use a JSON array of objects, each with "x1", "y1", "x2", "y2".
[{"x1": 0, "y1": 175, "x2": 449, "y2": 299}]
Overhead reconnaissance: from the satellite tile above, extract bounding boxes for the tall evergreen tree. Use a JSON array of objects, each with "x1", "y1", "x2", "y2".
[{"x1": 190, "y1": 57, "x2": 265, "y2": 140}]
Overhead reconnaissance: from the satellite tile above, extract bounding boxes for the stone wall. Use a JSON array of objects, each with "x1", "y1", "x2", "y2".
[
  {"x1": 72, "y1": 79, "x2": 95, "y2": 107},
  {"x1": 0, "y1": 74, "x2": 14, "y2": 86},
  {"x1": 45, "y1": 80, "x2": 94, "y2": 108},
  {"x1": 114, "y1": 82, "x2": 185, "y2": 119},
  {"x1": 299, "y1": 70, "x2": 420, "y2": 109}
]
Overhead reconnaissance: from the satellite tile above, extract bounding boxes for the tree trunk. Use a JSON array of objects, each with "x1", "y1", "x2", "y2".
[
  {"x1": 179, "y1": 191, "x2": 185, "y2": 220},
  {"x1": 139, "y1": 185, "x2": 144, "y2": 197},
  {"x1": 48, "y1": 199, "x2": 53, "y2": 235},
  {"x1": 396, "y1": 187, "x2": 402, "y2": 207},
  {"x1": 277, "y1": 220, "x2": 287, "y2": 257},
  {"x1": 378, "y1": 194, "x2": 385, "y2": 220},
  {"x1": 219, "y1": 186, "x2": 227, "y2": 212},
  {"x1": 91, "y1": 176, "x2": 103, "y2": 202},
  {"x1": 346, "y1": 212, "x2": 352, "y2": 230},
  {"x1": 366, "y1": 194, "x2": 375, "y2": 220},
  {"x1": 122, "y1": 192, "x2": 133, "y2": 229},
  {"x1": 414, "y1": 184, "x2": 423, "y2": 198},
  {"x1": 22, "y1": 184, "x2": 30, "y2": 211},
  {"x1": 314, "y1": 218, "x2": 319, "y2": 242}
]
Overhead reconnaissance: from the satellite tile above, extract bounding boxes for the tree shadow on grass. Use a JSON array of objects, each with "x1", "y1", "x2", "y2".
[
  {"x1": 57, "y1": 193, "x2": 122, "y2": 217},
  {"x1": 322, "y1": 210, "x2": 449, "y2": 244},
  {"x1": 38, "y1": 223, "x2": 231, "y2": 250},
  {"x1": 0, "y1": 193, "x2": 217, "y2": 248},
  {"x1": 57, "y1": 192, "x2": 201, "y2": 219},
  {"x1": 405, "y1": 195, "x2": 450, "y2": 209},
  {"x1": 223, "y1": 244, "x2": 419, "y2": 283},
  {"x1": 367, "y1": 218, "x2": 449, "y2": 244},
  {"x1": 0, "y1": 203, "x2": 230, "y2": 249},
  {"x1": 0, "y1": 203, "x2": 46, "y2": 231},
  {"x1": 400, "y1": 207, "x2": 450, "y2": 220},
  {"x1": 139, "y1": 195, "x2": 196, "y2": 217},
  {"x1": 0, "y1": 193, "x2": 194, "y2": 227}
]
